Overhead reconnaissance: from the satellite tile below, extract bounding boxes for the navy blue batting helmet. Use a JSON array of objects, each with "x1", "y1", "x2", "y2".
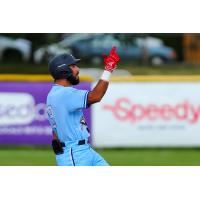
[{"x1": 48, "y1": 53, "x2": 81, "y2": 79}]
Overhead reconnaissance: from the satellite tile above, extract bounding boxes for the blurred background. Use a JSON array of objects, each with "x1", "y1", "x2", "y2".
[
  {"x1": 1, "y1": 33, "x2": 200, "y2": 73},
  {"x1": 1, "y1": 33, "x2": 200, "y2": 166}
]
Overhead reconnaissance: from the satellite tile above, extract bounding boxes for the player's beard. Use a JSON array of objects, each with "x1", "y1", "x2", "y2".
[{"x1": 67, "y1": 74, "x2": 80, "y2": 85}]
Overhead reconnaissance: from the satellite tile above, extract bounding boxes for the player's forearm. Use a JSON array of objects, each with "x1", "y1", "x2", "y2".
[{"x1": 88, "y1": 78, "x2": 109, "y2": 104}]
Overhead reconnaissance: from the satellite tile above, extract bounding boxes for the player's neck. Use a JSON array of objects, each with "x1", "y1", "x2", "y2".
[{"x1": 54, "y1": 79, "x2": 71, "y2": 87}]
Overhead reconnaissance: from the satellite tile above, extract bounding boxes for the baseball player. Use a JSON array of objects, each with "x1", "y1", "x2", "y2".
[{"x1": 46, "y1": 47, "x2": 120, "y2": 166}]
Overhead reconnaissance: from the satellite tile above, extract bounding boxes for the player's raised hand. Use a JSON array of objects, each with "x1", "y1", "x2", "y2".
[{"x1": 102, "y1": 46, "x2": 120, "y2": 72}]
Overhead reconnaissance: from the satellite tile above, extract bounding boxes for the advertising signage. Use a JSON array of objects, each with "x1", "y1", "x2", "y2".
[{"x1": 0, "y1": 81, "x2": 91, "y2": 145}]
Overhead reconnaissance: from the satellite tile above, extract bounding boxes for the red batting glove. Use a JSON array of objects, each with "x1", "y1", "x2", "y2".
[{"x1": 102, "y1": 46, "x2": 120, "y2": 72}]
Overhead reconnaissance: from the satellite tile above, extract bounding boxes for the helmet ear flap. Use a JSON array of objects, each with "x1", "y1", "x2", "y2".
[{"x1": 61, "y1": 67, "x2": 73, "y2": 78}]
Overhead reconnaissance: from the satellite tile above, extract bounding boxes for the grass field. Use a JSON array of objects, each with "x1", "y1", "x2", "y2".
[{"x1": 1, "y1": 146, "x2": 200, "y2": 166}]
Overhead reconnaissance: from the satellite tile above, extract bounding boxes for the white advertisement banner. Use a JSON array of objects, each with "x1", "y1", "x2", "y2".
[{"x1": 92, "y1": 82, "x2": 200, "y2": 147}]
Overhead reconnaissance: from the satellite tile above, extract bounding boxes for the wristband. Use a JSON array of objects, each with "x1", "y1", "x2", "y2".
[{"x1": 101, "y1": 70, "x2": 111, "y2": 82}]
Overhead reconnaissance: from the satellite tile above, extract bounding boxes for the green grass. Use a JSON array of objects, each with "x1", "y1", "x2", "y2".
[
  {"x1": 1, "y1": 146, "x2": 200, "y2": 166},
  {"x1": 97, "y1": 148, "x2": 200, "y2": 166},
  {"x1": 0, "y1": 146, "x2": 55, "y2": 166}
]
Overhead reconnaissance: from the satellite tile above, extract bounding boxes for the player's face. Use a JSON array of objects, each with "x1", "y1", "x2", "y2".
[{"x1": 69, "y1": 64, "x2": 80, "y2": 85}]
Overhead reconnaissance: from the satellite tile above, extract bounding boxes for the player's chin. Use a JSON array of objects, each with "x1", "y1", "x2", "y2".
[
  {"x1": 72, "y1": 76, "x2": 80, "y2": 85},
  {"x1": 68, "y1": 74, "x2": 80, "y2": 85},
  {"x1": 76, "y1": 76, "x2": 80, "y2": 84}
]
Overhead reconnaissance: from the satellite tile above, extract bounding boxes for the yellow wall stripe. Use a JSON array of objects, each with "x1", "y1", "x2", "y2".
[
  {"x1": 1, "y1": 74, "x2": 200, "y2": 82},
  {"x1": 0, "y1": 74, "x2": 93, "y2": 82},
  {"x1": 111, "y1": 75, "x2": 200, "y2": 82}
]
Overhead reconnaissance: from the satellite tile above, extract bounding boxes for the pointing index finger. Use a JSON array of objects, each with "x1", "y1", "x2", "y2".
[{"x1": 110, "y1": 46, "x2": 116, "y2": 55}]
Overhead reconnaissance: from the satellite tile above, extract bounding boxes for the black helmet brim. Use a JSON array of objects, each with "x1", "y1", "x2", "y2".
[
  {"x1": 68, "y1": 58, "x2": 81, "y2": 66},
  {"x1": 74, "y1": 58, "x2": 81, "y2": 63}
]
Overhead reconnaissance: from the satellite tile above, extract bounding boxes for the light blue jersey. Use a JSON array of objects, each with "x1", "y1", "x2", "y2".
[
  {"x1": 46, "y1": 84, "x2": 90, "y2": 142},
  {"x1": 46, "y1": 84, "x2": 109, "y2": 166}
]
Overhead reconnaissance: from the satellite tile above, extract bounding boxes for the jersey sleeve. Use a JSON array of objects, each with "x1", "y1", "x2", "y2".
[{"x1": 64, "y1": 88, "x2": 89, "y2": 111}]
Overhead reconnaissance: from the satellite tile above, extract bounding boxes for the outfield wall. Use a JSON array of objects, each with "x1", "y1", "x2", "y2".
[{"x1": 1, "y1": 74, "x2": 200, "y2": 147}]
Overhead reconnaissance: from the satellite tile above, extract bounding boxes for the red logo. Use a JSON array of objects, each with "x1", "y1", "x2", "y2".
[{"x1": 102, "y1": 98, "x2": 200, "y2": 124}]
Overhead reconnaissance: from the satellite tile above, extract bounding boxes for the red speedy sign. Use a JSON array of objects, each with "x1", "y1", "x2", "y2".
[{"x1": 103, "y1": 97, "x2": 200, "y2": 124}]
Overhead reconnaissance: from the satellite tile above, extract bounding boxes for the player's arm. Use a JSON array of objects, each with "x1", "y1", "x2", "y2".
[
  {"x1": 88, "y1": 47, "x2": 120, "y2": 105},
  {"x1": 87, "y1": 80, "x2": 109, "y2": 104}
]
